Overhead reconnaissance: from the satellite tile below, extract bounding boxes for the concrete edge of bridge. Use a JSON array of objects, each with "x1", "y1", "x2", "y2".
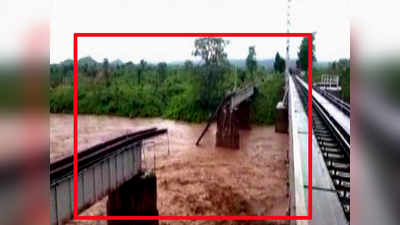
[{"x1": 288, "y1": 76, "x2": 308, "y2": 225}]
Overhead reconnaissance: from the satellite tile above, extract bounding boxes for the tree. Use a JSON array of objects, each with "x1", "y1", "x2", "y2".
[
  {"x1": 137, "y1": 59, "x2": 147, "y2": 84},
  {"x1": 329, "y1": 59, "x2": 349, "y2": 74},
  {"x1": 157, "y1": 62, "x2": 167, "y2": 84},
  {"x1": 296, "y1": 34, "x2": 316, "y2": 71},
  {"x1": 330, "y1": 61, "x2": 337, "y2": 73},
  {"x1": 184, "y1": 60, "x2": 194, "y2": 71},
  {"x1": 193, "y1": 37, "x2": 229, "y2": 65},
  {"x1": 103, "y1": 58, "x2": 109, "y2": 85},
  {"x1": 192, "y1": 37, "x2": 230, "y2": 109},
  {"x1": 329, "y1": 59, "x2": 350, "y2": 103},
  {"x1": 336, "y1": 59, "x2": 350, "y2": 72},
  {"x1": 273, "y1": 52, "x2": 286, "y2": 73},
  {"x1": 246, "y1": 46, "x2": 257, "y2": 75}
]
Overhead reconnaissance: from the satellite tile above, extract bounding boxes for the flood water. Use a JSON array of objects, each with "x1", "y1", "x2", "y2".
[{"x1": 50, "y1": 114, "x2": 289, "y2": 225}]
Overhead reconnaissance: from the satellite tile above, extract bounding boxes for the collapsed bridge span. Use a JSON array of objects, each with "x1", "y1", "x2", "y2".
[{"x1": 196, "y1": 86, "x2": 254, "y2": 149}]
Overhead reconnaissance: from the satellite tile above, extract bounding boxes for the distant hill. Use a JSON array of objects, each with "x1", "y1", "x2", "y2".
[
  {"x1": 111, "y1": 59, "x2": 124, "y2": 66},
  {"x1": 63, "y1": 57, "x2": 332, "y2": 69},
  {"x1": 78, "y1": 56, "x2": 98, "y2": 66},
  {"x1": 229, "y1": 58, "x2": 298, "y2": 69},
  {"x1": 60, "y1": 59, "x2": 73, "y2": 65},
  {"x1": 314, "y1": 61, "x2": 330, "y2": 68},
  {"x1": 168, "y1": 58, "x2": 299, "y2": 69}
]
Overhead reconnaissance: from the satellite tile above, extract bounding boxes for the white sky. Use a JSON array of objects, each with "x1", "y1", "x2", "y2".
[{"x1": 49, "y1": 0, "x2": 350, "y2": 64}]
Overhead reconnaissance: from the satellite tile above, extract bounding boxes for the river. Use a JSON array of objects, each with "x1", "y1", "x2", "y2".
[{"x1": 50, "y1": 114, "x2": 289, "y2": 225}]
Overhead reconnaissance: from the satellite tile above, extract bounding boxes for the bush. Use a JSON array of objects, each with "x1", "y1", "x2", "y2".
[
  {"x1": 250, "y1": 75, "x2": 285, "y2": 124},
  {"x1": 49, "y1": 85, "x2": 73, "y2": 113}
]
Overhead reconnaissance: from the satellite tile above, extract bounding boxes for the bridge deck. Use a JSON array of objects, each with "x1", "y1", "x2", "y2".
[
  {"x1": 50, "y1": 142, "x2": 142, "y2": 225},
  {"x1": 288, "y1": 76, "x2": 348, "y2": 225},
  {"x1": 295, "y1": 76, "x2": 350, "y2": 135},
  {"x1": 50, "y1": 128, "x2": 166, "y2": 225},
  {"x1": 230, "y1": 86, "x2": 254, "y2": 110}
]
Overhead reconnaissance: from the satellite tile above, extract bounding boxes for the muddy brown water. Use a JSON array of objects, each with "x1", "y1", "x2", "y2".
[{"x1": 50, "y1": 114, "x2": 289, "y2": 225}]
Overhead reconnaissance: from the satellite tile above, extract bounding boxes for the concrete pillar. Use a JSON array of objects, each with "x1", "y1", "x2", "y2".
[
  {"x1": 216, "y1": 104, "x2": 239, "y2": 149},
  {"x1": 107, "y1": 173, "x2": 159, "y2": 225},
  {"x1": 275, "y1": 101, "x2": 288, "y2": 133},
  {"x1": 236, "y1": 101, "x2": 251, "y2": 130}
]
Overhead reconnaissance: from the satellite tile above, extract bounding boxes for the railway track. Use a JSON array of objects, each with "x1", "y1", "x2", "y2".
[
  {"x1": 315, "y1": 85, "x2": 350, "y2": 116},
  {"x1": 50, "y1": 127, "x2": 167, "y2": 184},
  {"x1": 293, "y1": 75, "x2": 350, "y2": 221}
]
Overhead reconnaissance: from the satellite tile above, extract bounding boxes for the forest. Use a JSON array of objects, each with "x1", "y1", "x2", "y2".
[{"x1": 49, "y1": 37, "x2": 349, "y2": 124}]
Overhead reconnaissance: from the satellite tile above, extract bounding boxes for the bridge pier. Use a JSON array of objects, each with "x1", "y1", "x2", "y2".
[
  {"x1": 236, "y1": 100, "x2": 251, "y2": 130},
  {"x1": 196, "y1": 87, "x2": 254, "y2": 148},
  {"x1": 107, "y1": 172, "x2": 159, "y2": 225},
  {"x1": 275, "y1": 101, "x2": 288, "y2": 133},
  {"x1": 216, "y1": 101, "x2": 251, "y2": 149},
  {"x1": 216, "y1": 104, "x2": 239, "y2": 149}
]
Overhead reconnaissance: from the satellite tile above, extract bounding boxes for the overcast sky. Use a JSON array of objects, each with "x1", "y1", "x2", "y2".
[{"x1": 50, "y1": 0, "x2": 350, "y2": 64}]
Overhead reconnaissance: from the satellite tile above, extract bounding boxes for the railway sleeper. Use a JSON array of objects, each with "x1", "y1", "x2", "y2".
[
  {"x1": 337, "y1": 189, "x2": 351, "y2": 199},
  {"x1": 319, "y1": 141, "x2": 338, "y2": 148},
  {"x1": 320, "y1": 146, "x2": 341, "y2": 153},
  {"x1": 323, "y1": 152, "x2": 345, "y2": 160},
  {"x1": 332, "y1": 175, "x2": 350, "y2": 184},
  {"x1": 316, "y1": 136, "x2": 335, "y2": 142},
  {"x1": 330, "y1": 170, "x2": 350, "y2": 179},
  {"x1": 315, "y1": 135, "x2": 334, "y2": 141},
  {"x1": 326, "y1": 160, "x2": 350, "y2": 170},
  {"x1": 334, "y1": 179, "x2": 350, "y2": 188}
]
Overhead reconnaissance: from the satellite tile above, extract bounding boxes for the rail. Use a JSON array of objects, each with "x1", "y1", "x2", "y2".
[
  {"x1": 315, "y1": 86, "x2": 350, "y2": 116},
  {"x1": 293, "y1": 75, "x2": 350, "y2": 221}
]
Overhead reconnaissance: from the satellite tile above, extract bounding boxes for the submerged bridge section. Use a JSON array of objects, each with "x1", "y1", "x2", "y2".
[
  {"x1": 50, "y1": 128, "x2": 167, "y2": 225},
  {"x1": 288, "y1": 74, "x2": 350, "y2": 225}
]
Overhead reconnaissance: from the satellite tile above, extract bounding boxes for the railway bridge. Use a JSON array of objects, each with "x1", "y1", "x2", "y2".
[{"x1": 50, "y1": 128, "x2": 167, "y2": 225}]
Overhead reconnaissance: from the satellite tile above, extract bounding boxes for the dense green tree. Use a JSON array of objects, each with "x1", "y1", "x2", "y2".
[
  {"x1": 50, "y1": 37, "x2": 285, "y2": 124},
  {"x1": 193, "y1": 37, "x2": 230, "y2": 109},
  {"x1": 157, "y1": 62, "x2": 167, "y2": 85},
  {"x1": 330, "y1": 61, "x2": 337, "y2": 73},
  {"x1": 336, "y1": 59, "x2": 350, "y2": 72},
  {"x1": 138, "y1": 59, "x2": 147, "y2": 84},
  {"x1": 329, "y1": 58, "x2": 350, "y2": 103},
  {"x1": 193, "y1": 37, "x2": 229, "y2": 65},
  {"x1": 246, "y1": 46, "x2": 257, "y2": 75},
  {"x1": 103, "y1": 58, "x2": 109, "y2": 85},
  {"x1": 273, "y1": 52, "x2": 286, "y2": 73},
  {"x1": 296, "y1": 34, "x2": 316, "y2": 71},
  {"x1": 184, "y1": 60, "x2": 194, "y2": 71},
  {"x1": 50, "y1": 64, "x2": 63, "y2": 87}
]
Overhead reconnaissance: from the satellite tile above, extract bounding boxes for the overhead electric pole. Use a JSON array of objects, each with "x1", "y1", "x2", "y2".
[
  {"x1": 281, "y1": 0, "x2": 292, "y2": 106},
  {"x1": 275, "y1": 0, "x2": 292, "y2": 133},
  {"x1": 286, "y1": 0, "x2": 291, "y2": 76}
]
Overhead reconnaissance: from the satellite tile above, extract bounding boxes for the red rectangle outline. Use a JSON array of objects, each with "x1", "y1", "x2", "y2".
[{"x1": 73, "y1": 33, "x2": 313, "y2": 221}]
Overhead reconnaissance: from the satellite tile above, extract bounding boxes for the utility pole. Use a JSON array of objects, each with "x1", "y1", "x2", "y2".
[
  {"x1": 286, "y1": 0, "x2": 291, "y2": 76},
  {"x1": 282, "y1": 0, "x2": 292, "y2": 106},
  {"x1": 276, "y1": 0, "x2": 292, "y2": 133}
]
